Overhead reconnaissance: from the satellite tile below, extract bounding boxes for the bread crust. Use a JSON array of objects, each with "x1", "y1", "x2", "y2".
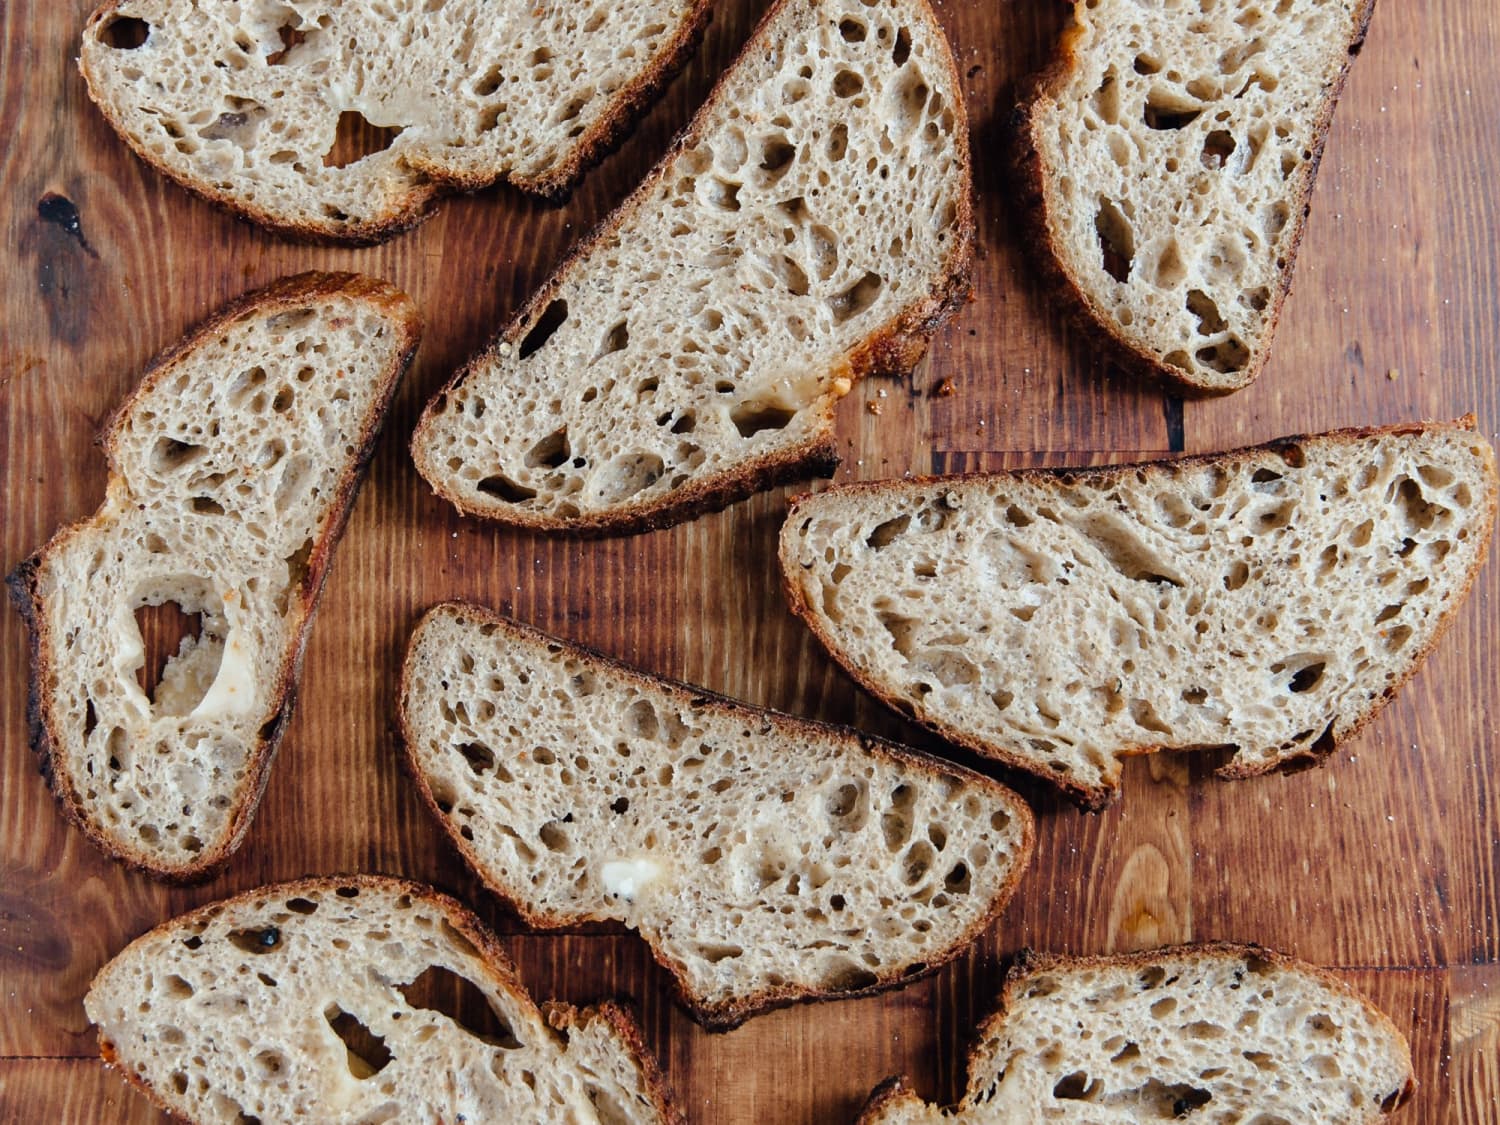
[
  {"x1": 90, "y1": 873, "x2": 681, "y2": 1123},
  {"x1": 856, "y1": 942, "x2": 1414, "y2": 1121},
  {"x1": 396, "y1": 600, "x2": 1036, "y2": 1031},
  {"x1": 991, "y1": 943, "x2": 1415, "y2": 1113},
  {"x1": 1009, "y1": 0, "x2": 1379, "y2": 396},
  {"x1": 410, "y1": 0, "x2": 975, "y2": 536},
  {"x1": 5, "y1": 273, "x2": 421, "y2": 881},
  {"x1": 78, "y1": 0, "x2": 714, "y2": 245},
  {"x1": 781, "y1": 416, "x2": 1499, "y2": 810}
]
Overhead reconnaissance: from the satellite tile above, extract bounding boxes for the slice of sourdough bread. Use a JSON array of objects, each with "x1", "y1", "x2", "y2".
[
  {"x1": 858, "y1": 943, "x2": 1413, "y2": 1124},
  {"x1": 7, "y1": 274, "x2": 420, "y2": 879},
  {"x1": 398, "y1": 603, "x2": 1034, "y2": 1030},
  {"x1": 780, "y1": 418, "x2": 1497, "y2": 808},
  {"x1": 79, "y1": 0, "x2": 712, "y2": 242},
  {"x1": 410, "y1": 0, "x2": 973, "y2": 535},
  {"x1": 1014, "y1": 0, "x2": 1376, "y2": 393},
  {"x1": 85, "y1": 875, "x2": 679, "y2": 1124}
]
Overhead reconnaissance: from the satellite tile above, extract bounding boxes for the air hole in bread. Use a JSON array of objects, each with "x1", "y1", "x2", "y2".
[
  {"x1": 133, "y1": 595, "x2": 221, "y2": 713},
  {"x1": 867, "y1": 514, "x2": 911, "y2": 549},
  {"x1": 1196, "y1": 337, "x2": 1250, "y2": 374},
  {"x1": 264, "y1": 22, "x2": 308, "y2": 66},
  {"x1": 759, "y1": 134, "x2": 797, "y2": 181},
  {"x1": 101, "y1": 15, "x2": 150, "y2": 49},
  {"x1": 524, "y1": 429, "x2": 571, "y2": 470},
  {"x1": 1052, "y1": 1070, "x2": 1102, "y2": 1100},
  {"x1": 323, "y1": 111, "x2": 403, "y2": 169},
  {"x1": 151, "y1": 437, "x2": 206, "y2": 473},
  {"x1": 1186, "y1": 290, "x2": 1226, "y2": 336},
  {"x1": 1095, "y1": 201, "x2": 1134, "y2": 283},
  {"x1": 730, "y1": 401, "x2": 796, "y2": 439},
  {"x1": 227, "y1": 926, "x2": 282, "y2": 955},
  {"x1": 1144, "y1": 91, "x2": 1203, "y2": 130},
  {"x1": 595, "y1": 321, "x2": 629, "y2": 360},
  {"x1": 830, "y1": 271, "x2": 884, "y2": 324},
  {"x1": 394, "y1": 964, "x2": 522, "y2": 1049},
  {"x1": 892, "y1": 26, "x2": 912, "y2": 66},
  {"x1": 519, "y1": 299, "x2": 569, "y2": 360},
  {"x1": 1201, "y1": 129, "x2": 1237, "y2": 168},
  {"x1": 324, "y1": 1004, "x2": 393, "y2": 1077}
]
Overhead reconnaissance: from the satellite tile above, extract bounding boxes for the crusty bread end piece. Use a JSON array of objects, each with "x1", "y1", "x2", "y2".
[
  {"x1": 7, "y1": 273, "x2": 419, "y2": 879},
  {"x1": 398, "y1": 602, "x2": 1034, "y2": 1030},
  {"x1": 1014, "y1": 0, "x2": 1376, "y2": 393},
  {"x1": 85, "y1": 875, "x2": 679, "y2": 1124},
  {"x1": 410, "y1": 0, "x2": 973, "y2": 535},
  {"x1": 80, "y1": 0, "x2": 712, "y2": 243},
  {"x1": 858, "y1": 943, "x2": 1414, "y2": 1124},
  {"x1": 781, "y1": 418, "x2": 1497, "y2": 807}
]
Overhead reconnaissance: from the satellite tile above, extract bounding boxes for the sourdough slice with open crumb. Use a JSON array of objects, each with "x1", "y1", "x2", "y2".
[
  {"x1": 1015, "y1": 0, "x2": 1375, "y2": 393},
  {"x1": 410, "y1": 0, "x2": 973, "y2": 534},
  {"x1": 858, "y1": 943, "x2": 1413, "y2": 1123},
  {"x1": 7, "y1": 274, "x2": 419, "y2": 880},
  {"x1": 85, "y1": 875, "x2": 679, "y2": 1124},
  {"x1": 398, "y1": 603, "x2": 1034, "y2": 1030},
  {"x1": 80, "y1": 0, "x2": 711, "y2": 242},
  {"x1": 780, "y1": 418, "x2": 1497, "y2": 807}
]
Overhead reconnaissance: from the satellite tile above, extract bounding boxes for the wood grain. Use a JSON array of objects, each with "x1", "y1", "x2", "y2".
[{"x1": 2, "y1": 0, "x2": 1497, "y2": 1120}]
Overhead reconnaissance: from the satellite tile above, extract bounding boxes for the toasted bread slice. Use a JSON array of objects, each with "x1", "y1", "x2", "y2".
[
  {"x1": 85, "y1": 875, "x2": 679, "y2": 1124},
  {"x1": 7, "y1": 274, "x2": 420, "y2": 879},
  {"x1": 1014, "y1": 0, "x2": 1376, "y2": 393},
  {"x1": 858, "y1": 943, "x2": 1413, "y2": 1123},
  {"x1": 410, "y1": 0, "x2": 973, "y2": 535},
  {"x1": 398, "y1": 603, "x2": 1034, "y2": 1030},
  {"x1": 79, "y1": 0, "x2": 712, "y2": 242},
  {"x1": 780, "y1": 419, "x2": 1497, "y2": 807}
]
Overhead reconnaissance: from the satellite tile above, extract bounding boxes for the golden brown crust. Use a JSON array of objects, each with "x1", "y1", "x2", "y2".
[
  {"x1": 410, "y1": 0, "x2": 976, "y2": 537},
  {"x1": 854, "y1": 1075, "x2": 925, "y2": 1125},
  {"x1": 5, "y1": 273, "x2": 421, "y2": 882},
  {"x1": 781, "y1": 416, "x2": 1498, "y2": 810},
  {"x1": 77, "y1": 0, "x2": 714, "y2": 245},
  {"x1": 1009, "y1": 0, "x2": 1380, "y2": 396},
  {"x1": 396, "y1": 599, "x2": 1036, "y2": 1031}
]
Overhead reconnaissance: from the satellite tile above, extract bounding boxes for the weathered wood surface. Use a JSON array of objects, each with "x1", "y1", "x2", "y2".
[{"x1": 2, "y1": 0, "x2": 1497, "y2": 1120}]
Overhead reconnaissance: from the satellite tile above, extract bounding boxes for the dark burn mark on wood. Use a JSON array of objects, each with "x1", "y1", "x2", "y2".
[{"x1": 37, "y1": 193, "x2": 97, "y2": 258}]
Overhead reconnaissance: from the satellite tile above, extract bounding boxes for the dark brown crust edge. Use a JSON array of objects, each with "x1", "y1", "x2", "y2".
[
  {"x1": 5, "y1": 273, "x2": 422, "y2": 883},
  {"x1": 779, "y1": 416, "x2": 1500, "y2": 811},
  {"x1": 90, "y1": 874, "x2": 680, "y2": 1124},
  {"x1": 394, "y1": 600, "x2": 1036, "y2": 1032},
  {"x1": 1008, "y1": 0, "x2": 1380, "y2": 396},
  {"x1": 857, "y1": 942, "x2": 1415, "y2": 1121},
  {"x1": 409, "y1": 0, "x2": 976, "y2": 538},
  {"x1": 77, "y1": 0, "x2": 715, "y2": 246}
]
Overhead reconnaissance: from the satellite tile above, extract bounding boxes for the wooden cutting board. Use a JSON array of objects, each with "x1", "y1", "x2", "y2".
[{"x1": 2, "y1": 0, "x2": 1497, "y2": 1119}]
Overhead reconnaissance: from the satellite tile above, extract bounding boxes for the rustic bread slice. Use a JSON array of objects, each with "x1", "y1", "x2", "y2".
[
  {"x1": 79, "y1": 0, "x2": 711, "y2": 243},
  {"x1": 85, "y1": 875, "x2": 679, "y2": 1124},
  {"x1": 7, "y1": 274, "x2": 419, "y2": 880},
  {"x1": 1014, "y1": 0, "x2": 1376, "y2": 393},
  {"x1": 780, "y1": 418, "x2": 1497, "y2": 808},
  {"x1": 858, "y1": 943, "x2": 1413, "y2": 1124},
  {"x1": 398, "y1": 602, "x2": 1034, "y2": 1030},
  {"x1": 410, "y1": 0, "x2": 973, "y2": 535}
]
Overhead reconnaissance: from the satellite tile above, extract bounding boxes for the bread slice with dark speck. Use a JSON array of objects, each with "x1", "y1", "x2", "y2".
[
  {"x1": 858, "y1": 943, "x2": 1413, "y2": 1124},
  {"x1": 780, "y1": 418, "x2": 1497, "y2": 807},
  {"x1": 398, "y1": 602, "x2": 1034, "y2": 1030}
]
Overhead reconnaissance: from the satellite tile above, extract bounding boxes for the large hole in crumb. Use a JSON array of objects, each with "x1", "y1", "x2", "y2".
[
  {"x1": 324, "y1": 1005, "x2": 392, "y2": 1078},
  {"x1": 518, "y1": 299, "x2": 569, "y2": 360},
  {"x1": 1144, "y1": 91, "x2": 1203, "y2": 130},
  {"x1": 731, "y1": 401, "x2": 796, "y2": 439},
  {"x1": 477, "y1": 475, "x2": 537, "y2": 503},
  {"x1": 829, "y1": 271, "x2": 883, "y2": 323},
  {"x1": 398, "y1": 966, "x2": 522, "y2": 1049},
  {"x1": 135, "y1": 601, "x2": 203, "y2": 704},
  {"x1": 1095, "y1": 200, "x2": 1134, "y2": 283},
  {"x1": 323, "y1": 110, "x2": 402, "y2": 169},
  {"x1": 101, "y1": 14, "x2": 150, "y2": 48}
]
